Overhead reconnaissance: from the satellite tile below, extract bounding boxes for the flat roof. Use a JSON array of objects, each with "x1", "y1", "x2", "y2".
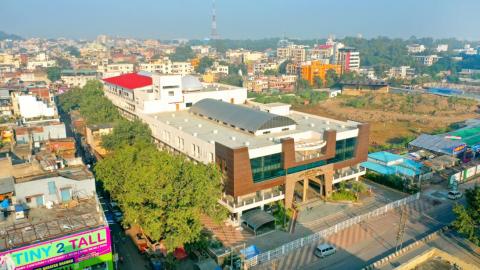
[
  {"x1": 145, "y1": 104, "x2": 359, "y2": 149},
  {"x1": 0, "y1": 197, "x2": 105, "y2": 251}
]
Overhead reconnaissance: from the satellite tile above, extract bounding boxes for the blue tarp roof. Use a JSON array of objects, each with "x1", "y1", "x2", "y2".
[
  {"x1": 368, "y1": 151, "x2": 403, "y2": 163},
  {"x1": 240, "y1": 245, "x2": 260, "y2": 259},
  {"x1": 361, "y1": 160, "x2": 422, "y2": 177}
]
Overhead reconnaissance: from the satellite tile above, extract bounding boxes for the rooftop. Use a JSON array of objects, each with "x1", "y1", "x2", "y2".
[
  {"x1": 103, "y1": 72, "x2": 152, "y2": 90},
  {"x1": 0, "y1": 197, "x2": 105, "y2": 251},
  {"x1": 145, "y1": 103, "x2": 358, "y2": 149}
]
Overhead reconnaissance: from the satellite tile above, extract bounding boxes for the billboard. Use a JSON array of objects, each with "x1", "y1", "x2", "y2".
[{"x1": 0, "y1": 226, "x2": 111, "y2": 270}]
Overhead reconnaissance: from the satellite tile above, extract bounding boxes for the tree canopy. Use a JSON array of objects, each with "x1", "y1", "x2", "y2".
[
  {"x1": 170, "y1": 46, "x2": 195, "y2": 62},
  {"x1": 58, "y1": 80, "x2": 120, "y2": 124},
  {"x1": 46, "y1": 67, "x2": 61, "y2": 82},
  {"x1": 195, "y1": 57, "x2": 214, "y2": 74},
  {"x1": 453, "y1": 185, "x2": 480, "y2": 245},
  {"x1": 95, "y1": 142, "x2": 227, "y2": 251},
  {"x1": 101, "y1": 119, "x2": 152, "y2": 151}
]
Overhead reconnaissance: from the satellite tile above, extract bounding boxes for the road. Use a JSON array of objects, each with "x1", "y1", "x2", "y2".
[
  {"x1": 58, "y1": 104, "x2": 150, "y2": 270},
  {"x1": 254, "y1": 191, "x2": 459, "y2": 270}
]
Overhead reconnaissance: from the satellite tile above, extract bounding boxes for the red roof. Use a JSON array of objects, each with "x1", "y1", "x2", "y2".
[{"x1": 102, "y1": 73, "x2": 152, "y2": 90}]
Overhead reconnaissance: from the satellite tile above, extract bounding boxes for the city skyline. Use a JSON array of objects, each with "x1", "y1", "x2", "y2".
[{"x1": 1, "y1": 0, "x2": 480, "y2": 40}]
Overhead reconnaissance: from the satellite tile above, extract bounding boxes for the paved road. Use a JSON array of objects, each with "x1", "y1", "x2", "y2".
[
  {"x1": 58, "y1": 104, "x2": 150, "y2": 270},
  {"x1": 254, "y1": 193, "x2": 457, "y2": 270}
]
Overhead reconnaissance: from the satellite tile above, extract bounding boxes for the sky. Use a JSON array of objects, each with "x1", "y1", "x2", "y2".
[{"x1": 1, "y1": 0, "x2": 479, "y2": 40}]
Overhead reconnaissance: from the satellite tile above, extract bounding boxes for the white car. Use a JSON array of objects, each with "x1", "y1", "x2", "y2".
[
  {"x1": 447, "y1": 190, "x2": 463, "y2": 200},
  {"x1": 314, "y1": 244, "x2": 336, "y2": 258}
]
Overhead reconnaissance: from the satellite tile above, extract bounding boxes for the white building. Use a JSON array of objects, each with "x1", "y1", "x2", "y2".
[
  {"x1": 338, "y1": 47, "x2": 360, "y2": 72},
  {"x1": 17, "y1": 95, "x2": 56, "y2": 119},
  {"x1": 414, "y1": 55, "x2": 440, "y2": 66},
  {"x1": 436, "y1": 44, "x2": 449, "y2": 53},
  {"x1": 407, "y1": 44, "x2": 426, "y2": 54},
  {"x1": 97, "y1": 63, "x2": 134, "y2": 78},
  {"x1": 171, "y1": 62, "x2": 193, "y2": 76},
  {"x1": 388, "y1": 66, "x2": 416, "y2": 79}
]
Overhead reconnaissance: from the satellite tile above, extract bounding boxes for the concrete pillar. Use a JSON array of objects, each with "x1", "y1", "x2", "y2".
[
  {"x1": 284, "y1": 175, "x2": 296, "y2": 209},
  {"x1": 302, "y1": 178, "x2": 309, "y2": 202},
  {"x1": 324, "y1": 171, "x2": 334, "y2": 197}
]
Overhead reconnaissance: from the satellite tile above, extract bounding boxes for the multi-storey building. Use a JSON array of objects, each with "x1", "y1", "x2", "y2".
[
  {"x1": 406, "y1": 44, "x2": 426, "y2": 54},
  {"x1": 388, "y1": 66, "x2": 416, "y2": 79},
  {"x1": 102, "y1": 73, "x2": 368, "y2": 225},
  {"x1": 60, "y1": 69, "x2": 97, "y2": 88},
  {"x1": 301, "y1": 61, "x2": 342, "y2": 86},
  {"x1": 276, "y1": 45, "x2": 306, "y2": 63},
  {"x1": 97, "y1": 62, "x2": 134, "y2": 78},
  {"x1": 171, "y1": 62, "x2": 194, "y2": 76},
  {"x1": 414, "y1": 55, "x2": 440, "y2": 66},
  {"x1": 337, "y1": 47, "x2": 360, "y2": 72}
]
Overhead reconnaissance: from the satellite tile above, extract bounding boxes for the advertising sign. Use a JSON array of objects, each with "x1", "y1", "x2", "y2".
[
  {"x1": 452, "y1": 144, "x2": 467, "y2": 155},
  {"x1": 0, "y1": 226, "x2": 111, "y2": 270}
]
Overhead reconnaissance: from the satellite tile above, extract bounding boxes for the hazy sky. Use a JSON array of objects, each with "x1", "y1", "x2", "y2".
[{"x1": 1, "y1": 0, "x2": 479, "y2": 40}]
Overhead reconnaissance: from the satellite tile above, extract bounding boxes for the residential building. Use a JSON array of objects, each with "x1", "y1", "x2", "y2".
[
  {"x1": 0, "y1": 89, "x2": 12, "y2": 117},
  {"x1": 85, "y1": 123, "x2": 113, "y2": 157},
  {"x1": 97, "y1": 62, "x2": 134, "y2": 78},
  {"x1": 60, "y1": 69, "x2": 97, "y2": 88},
  {"x1": 15, "y1": 95, "x2": 57, "y2": 120},
  {"x1": 210, "y1": 62, "x2": 229, "y2": 76},
  {"x1": 358, "y1": 67, "x2": 377, "y2": 80},
  {"x1": 414, "y1": 55, "x2": 440, "y2": 66},
  {"x1": 244, "y1": 75, "x2": 296, "y2": 92},
  {"x1": 436, "y1": 44, "x2": 449, "y2": 53},
  {"x1": 301, "y1": 61, "x2": 342, "y2": 86},
  {"x1": 406, "y1": 44, "x2": 426, "y2": 54},
  {"x1": 277, "y1": 45, "x2": 306, "y2": 63},
  {"x1": 171, "y1": 62, "x2": 194, "y2": 76},
  {"x1": 310, "y1": 44, "x2": 334, "y2": 61},
  {"x1": 253, "y1": 62, "x2": 278, "y2": 75},
  {"x1": 102, "y1": 75, "x2": 369, "y2": 225},
  {"x1": 102, "y1": 73, "x2": 246, "y2": 117},
  {"x1": 0, "y1": 157, "x2": 113, "y2": 270},
  {"x1": 337, "y1": 47, "x2": 360, "y2": 72},
  {"x1": 138, "y1": 58, "x2": 172, "y2": 74},
  {"x1": 14, "y1": 121, "x2": 67, "y2": 145},
  {"x1": 388, "y1": 66, "x2": 416, "y2": 79},
  {"x1": 26, "y1": 53, "x2": 56, "y2": 70}
]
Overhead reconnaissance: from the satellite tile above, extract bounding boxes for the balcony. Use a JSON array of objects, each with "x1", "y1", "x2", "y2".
[
  {"x1": 333, "y1": 166, "x2": 366, "y2": 184},
  {"x1": 219, "y1": 190, "x2": 285, "y2": 213}
]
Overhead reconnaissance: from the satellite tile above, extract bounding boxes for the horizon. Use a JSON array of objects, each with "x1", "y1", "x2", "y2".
[{"x1": 1, "y1": 0, "x2": 479, "y2": 40}]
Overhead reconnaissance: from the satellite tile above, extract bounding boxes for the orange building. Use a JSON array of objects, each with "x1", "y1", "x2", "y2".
[
  {"x1": 190, "y1": 58, "x2": 200, "y2": 69},
  {"x1": 301, "y1": 61, "x2": 342, "y2": 86}
]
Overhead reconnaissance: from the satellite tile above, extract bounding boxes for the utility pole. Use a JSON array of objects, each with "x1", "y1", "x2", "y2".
[{"x1": 395, "y1": 205, "x2": 408, "y2": 252}]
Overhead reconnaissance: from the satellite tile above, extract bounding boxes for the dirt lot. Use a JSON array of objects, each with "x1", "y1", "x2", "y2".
[{"x1": 295, "y1": 93, "x2": 479, "y2": 146}]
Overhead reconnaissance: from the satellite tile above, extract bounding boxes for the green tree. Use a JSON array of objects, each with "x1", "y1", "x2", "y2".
[
  {"x1": 94, "y1": 142, "x2": 226, "y2": 251},
  {"x1": 65, "y1": 46, "x2": 81, "y2": 57},
  {"x1": 278, "y1": 60, "x2": 292, "y2": 75},
  {"x1": 47, "y1": 67, "x2": 61, "y2": 82},
  {"x1": 219, "y1": 74, "x2": 243, "y2": 87},
  {"x1": 170, "y1": 46, "x2": 195, "y2": 62},
  {"x1": 296, "y1": 78, "x2": 311, "y2": 91},
  {"x1": 101, "y1": 119, "x2": 152, "y2": 151},
  {"x1": 453, "y1": 185, "x2": 480, "y2": 245},
  {"x1": 264, "y1": 69, "x2": 279, "y2": 76},
  {"x1": 325, "y1": 69, "x2": 339, "y2": 88},
  {"x1": 313, "y1": 76, "x2": 323, "y2": 88},
  {"x1": 195, "y1": 57, "x2": 214, "y2": 74}
]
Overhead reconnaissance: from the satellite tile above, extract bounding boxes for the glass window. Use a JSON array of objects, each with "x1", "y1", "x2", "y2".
[{"x1": 250, "y1": 153, "x2": 285, "y2": 183}]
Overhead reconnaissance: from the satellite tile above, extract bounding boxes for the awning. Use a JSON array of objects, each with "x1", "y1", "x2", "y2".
[
  {"x1": 0, "y1": 177, "x2": 14, "y2": 195},
  {"x1": 242, "y1": 210, "x2": 275, "y2": 232}
]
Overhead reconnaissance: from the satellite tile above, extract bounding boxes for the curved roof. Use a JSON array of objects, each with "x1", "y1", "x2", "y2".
[
  {"x1": 182, "y1": 75, "x2": 203, "y2": 91},
  {"x1": 190, "y1": 99, "x2": 296, "y2": 133}
]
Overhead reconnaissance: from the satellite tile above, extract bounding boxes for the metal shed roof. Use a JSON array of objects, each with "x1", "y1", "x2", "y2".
[
  {"x1": 241, "y1": 210, "x2": 275, "y2": 232},
  {"x1": 190, "y1": 99, "x2": 296, "y2": 133}
]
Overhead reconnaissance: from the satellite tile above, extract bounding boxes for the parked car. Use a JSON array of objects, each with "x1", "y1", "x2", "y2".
[
  {"x1": 447, "y1": 190, "x2": 463, "y2": 200},
  {"x1": 104, "y1": 212, "x2": 115, "y2": 225},
  {"x1": 113, "y1": 211, "x2": 123, "y2": 223},
  {"x1": 314, "y1": 244, "x2": 336, "y2": 258}
]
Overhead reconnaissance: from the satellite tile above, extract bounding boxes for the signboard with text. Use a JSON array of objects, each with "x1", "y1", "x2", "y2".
[{"x1": 0, "y1": 226, "x2": 111, "y2": 270}]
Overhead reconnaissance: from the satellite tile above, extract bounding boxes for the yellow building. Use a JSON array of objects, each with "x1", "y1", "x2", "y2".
[
  {"x1": 301, "y1": 61, "x2": 342, "y2": 86},
  {"x1": 202, "y1": 72, "x2": 216, "y2": 83}
]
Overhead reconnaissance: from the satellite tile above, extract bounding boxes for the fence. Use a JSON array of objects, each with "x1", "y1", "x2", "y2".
[{"x1": 244, "y1": 192, "x2": 421, "y2": 268}]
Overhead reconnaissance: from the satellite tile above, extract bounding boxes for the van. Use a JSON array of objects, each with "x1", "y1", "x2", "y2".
[{"x1": 314, "y1": 244, "x2": 336, "y2": 258}]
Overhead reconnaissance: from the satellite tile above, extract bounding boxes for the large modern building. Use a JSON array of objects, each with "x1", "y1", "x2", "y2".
[
  {"x1": 337, "y1": 47, "x2": 360, "y2": 72},
  {"x1": 102, "y1": 73, "x2": 368, "y2": 225}
]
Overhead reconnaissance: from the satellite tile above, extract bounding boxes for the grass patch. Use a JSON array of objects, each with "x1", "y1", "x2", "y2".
[{"x1": 330, "y1": 190, "x2": 357, "y2": 201}]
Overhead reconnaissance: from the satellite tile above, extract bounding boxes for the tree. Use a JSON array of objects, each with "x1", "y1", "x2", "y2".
[
  {"x1": 325, "y1": 69, "x2": 339, "y2": 88},
  {"x1": 453, "y1": 185, "x2": 480, "y2": 245},
  {"x1": 170, "y1": 46, "x2": 195, "y2": 62},
  {"x1": 195, "y1": 57, "x2": 214, "y2": 74},
  {"x1": 65, "y1": 46, "x2": 81, "y2": 57},
  {"x1": 94, "y1": 142, "x2": 227, "y2": 251},
  {"x1": 219, "y1": 74, "x2": 243, "y2": 87},
  {"x1": 278, "y1": 60, "x2": 292, "y2": 75},
  {"x1": 264, "y1": 69, "x2": 279, "y2": 76},
  {"x1": 296, "y1": 78, "x2": 311, "y2": 91},
  {"x1": 47, "y1": 67, "x2": 61, "y2": 82},
  {"x1": 101, "y1": 119, "x2": 152, "y2": 151},
  {"x1": 313, "y1": 76, "x2": 323, "y2": 88}
]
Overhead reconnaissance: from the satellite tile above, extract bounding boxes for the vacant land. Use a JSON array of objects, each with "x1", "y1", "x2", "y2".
[{"x1": 295, "y1": 93, "x2": 479, "y2": 146}]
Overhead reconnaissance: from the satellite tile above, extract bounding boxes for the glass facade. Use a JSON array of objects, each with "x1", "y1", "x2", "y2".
[
  {"x1": 250, "y1": 153, "x2": 286, "y2": 182},
  {"x1": 250, "y1": 138, "x2": 357, "y2": 182}
]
